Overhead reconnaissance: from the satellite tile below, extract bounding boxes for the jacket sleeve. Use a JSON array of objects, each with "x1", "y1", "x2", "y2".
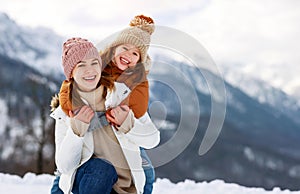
[
  {"x1": 106, "y1": 82, "x2": 160, "y2": 149},
  {"x1": 123, "y1": 112, "x2": 160, "y2": 149},
  {"x1": 127, "y1": 81, "x2": 149, "y2": 118},
  {"x1": 51, "y1": 106, "x2": 84, "y2": 174}
]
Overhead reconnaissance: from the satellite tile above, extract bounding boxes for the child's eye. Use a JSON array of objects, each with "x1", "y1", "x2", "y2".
[
  {"x1": 133, "y1": 52, "x2": 138, "y2": 56},
  {"x1": 122, "y1": 46, "x2": 128, "y2": 51}
]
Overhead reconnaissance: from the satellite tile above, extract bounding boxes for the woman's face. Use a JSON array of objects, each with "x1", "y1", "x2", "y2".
[
  {"x1": 72, "y1": 58, "x2": 102, "y2": 92},
  {"x1": 114, "y1": 44, "x2": 140, "y2": 70}
]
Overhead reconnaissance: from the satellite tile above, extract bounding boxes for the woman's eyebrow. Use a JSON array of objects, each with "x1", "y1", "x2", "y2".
[
  {"x1": 78, "y1": 60, "x2": 86, "y2": 64},
  {"x1": 78, "y1": 59, "x2": 98, "y2": 64}
]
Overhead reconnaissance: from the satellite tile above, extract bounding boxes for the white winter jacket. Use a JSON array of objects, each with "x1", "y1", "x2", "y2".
[{"x1": 50, "y1": 82, "x2": 160, "y2": 194}]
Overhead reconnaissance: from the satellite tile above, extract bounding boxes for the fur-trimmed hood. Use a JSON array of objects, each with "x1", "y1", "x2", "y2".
[{"x1": 50, "y1": 94, "x2": 60, "y2": 112}]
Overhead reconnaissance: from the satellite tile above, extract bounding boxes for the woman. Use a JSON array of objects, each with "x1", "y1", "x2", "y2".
[{"x1": 50, "y1": 37, "x2": 159, "y2": 194}]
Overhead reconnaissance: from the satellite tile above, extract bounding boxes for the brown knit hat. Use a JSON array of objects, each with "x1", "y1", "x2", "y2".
[
  {"x1": 62, "y1": 37, "x2": 101, "y2": 80},
  {"x1": 107, "y1": 15, "x2": 155, "y2": 72}
]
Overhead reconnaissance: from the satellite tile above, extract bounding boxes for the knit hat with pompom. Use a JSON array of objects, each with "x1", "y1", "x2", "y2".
[
  {"x1": 62, "y1": 37, "x2": 101, "y2": 80},
  {"x1": 108, "y1": 15, "x2": 155, "y2": 72}
]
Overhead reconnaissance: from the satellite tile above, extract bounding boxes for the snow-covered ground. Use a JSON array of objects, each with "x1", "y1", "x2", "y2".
[{"x1": 0, "y1": 173, "x2": 299, "y2": 194}]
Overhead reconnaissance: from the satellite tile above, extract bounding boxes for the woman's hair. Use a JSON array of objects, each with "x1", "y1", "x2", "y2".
[
  {"x1": 100, "y1": 46, "x2": 116, "y2": 91},
  {"x1": 100, "y1": 45, "x2": 118, "y2": 70},
  {"x1": 99, "y1": 69, "x2": 115, "y2": 97}
]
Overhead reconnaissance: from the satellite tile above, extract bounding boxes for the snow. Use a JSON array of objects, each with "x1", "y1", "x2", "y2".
[
  {"x1": 0, "y1": 173, "x2": 54, "y2": 193},
  {"x1": 0, "y1": 98, "x2": 8, "y2": 134},
  {"x1": 0, "y1": 173, "x2": 299, "y2": 194}
]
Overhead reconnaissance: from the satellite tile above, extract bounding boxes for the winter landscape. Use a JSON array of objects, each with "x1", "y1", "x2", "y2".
[
  {"x1": 1, "y1": 0, "x2": 300, "y2": 193},
  {"x1": 1, "y1": 173, "x2": 300, "y2": 194}
]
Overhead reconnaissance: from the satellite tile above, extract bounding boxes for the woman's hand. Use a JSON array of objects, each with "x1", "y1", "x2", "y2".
[
  {"x1": 106, "y1": 105, "x2": 130, "y2": 127},
  {"x1": 69, "y1": 105, "x2": 94, "y2": 137},
  {"x1": 69, "y1": 105, "x2": 95, "y2": 123}
]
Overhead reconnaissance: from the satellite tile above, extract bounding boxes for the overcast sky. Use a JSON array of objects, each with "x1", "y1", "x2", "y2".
[{"x1": 1, "y1": 0, "x2": 300, "y2": 95}]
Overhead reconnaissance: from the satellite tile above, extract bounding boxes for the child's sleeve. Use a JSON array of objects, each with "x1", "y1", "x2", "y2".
[{"x1": 127, "y1": 80, "x2": 149, "y2": 118}]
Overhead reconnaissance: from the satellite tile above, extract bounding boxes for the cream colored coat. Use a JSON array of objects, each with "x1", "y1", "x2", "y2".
[{"x1": 50, "y1": 82, "x2": 160, "y2": 194}]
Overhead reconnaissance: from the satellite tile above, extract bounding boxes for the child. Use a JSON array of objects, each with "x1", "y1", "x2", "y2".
[
  {"x1": 100, "y1": 15, "x2": 156, "y2": 194},
  {"x1": 50, "y1": 37, "x2": 159, "y2": 194}
]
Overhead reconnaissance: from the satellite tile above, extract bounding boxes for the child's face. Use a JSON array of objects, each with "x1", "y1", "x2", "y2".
[
  {"x1": 114, "y1": 44, "x2": 140, "y2": 70},
  {"x1": 72, "y1": 58, "x2": 102, "y2": 92}
]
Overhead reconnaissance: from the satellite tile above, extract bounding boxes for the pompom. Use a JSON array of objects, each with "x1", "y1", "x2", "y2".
[{"x1": 129, "y1": 15, "x2": 155, "y2": 35}]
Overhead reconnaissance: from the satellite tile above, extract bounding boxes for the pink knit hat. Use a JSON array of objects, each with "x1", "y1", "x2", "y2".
[{"x1": 62, "y1": 37, "x2": 101, "y2": 80}]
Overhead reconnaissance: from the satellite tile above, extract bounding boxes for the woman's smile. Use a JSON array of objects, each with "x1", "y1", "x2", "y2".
[{"x1": 83, "y1": 75, "x2": 97, "y2": 81}]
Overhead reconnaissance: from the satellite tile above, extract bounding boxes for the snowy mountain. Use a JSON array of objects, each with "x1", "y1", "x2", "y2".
[
  {"x1": 0, "y1": 13, "x2": 63, "y2": 174},
  {"x1": 0, "y1": 11, "x2": 300, "y2": 191},
  {"x1": 221, "y1": 65, "x2": 300, "y2": 124},
  {"x1": 147, "y1": 57, "x2": 300, "y2": 190},
  {"x1": 0, "y1": 53, "x2": 59, "y2": 174},
  {"x1": 219, "y1": 62, "x2": 300, "y2": 102},
  {"x1": 0, "y1": 12, "x2": 64, "y2": 79}
]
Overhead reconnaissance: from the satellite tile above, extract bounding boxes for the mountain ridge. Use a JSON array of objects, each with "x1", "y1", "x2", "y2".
[{"x1": 0, "y1": 11, "x2": 300, "y2": 190}]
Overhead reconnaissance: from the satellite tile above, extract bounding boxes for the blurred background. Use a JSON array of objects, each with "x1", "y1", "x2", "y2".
[{"x1": 0, "y1": 0, "x2": 300, "y2": 191}]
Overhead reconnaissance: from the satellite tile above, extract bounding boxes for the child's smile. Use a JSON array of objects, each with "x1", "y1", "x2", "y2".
[{"x1": 114, "y1": 44, "x2": 140, "y2": 70}]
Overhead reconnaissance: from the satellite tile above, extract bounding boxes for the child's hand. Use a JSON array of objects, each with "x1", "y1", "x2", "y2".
[
  {"x1": 106, "y1": 105, "x2": 130, "y2": 127},
  {"x1": 69, "y1": 105, "x2": 94, "y2": 124}
]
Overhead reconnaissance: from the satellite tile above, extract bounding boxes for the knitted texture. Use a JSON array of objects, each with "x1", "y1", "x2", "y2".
[
  {"x1": 62, "y1": 37, "x2": 101, "y2": 80},
  {"x1": 107, "y1": 15, "x2": 154, "y2": 72}
]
